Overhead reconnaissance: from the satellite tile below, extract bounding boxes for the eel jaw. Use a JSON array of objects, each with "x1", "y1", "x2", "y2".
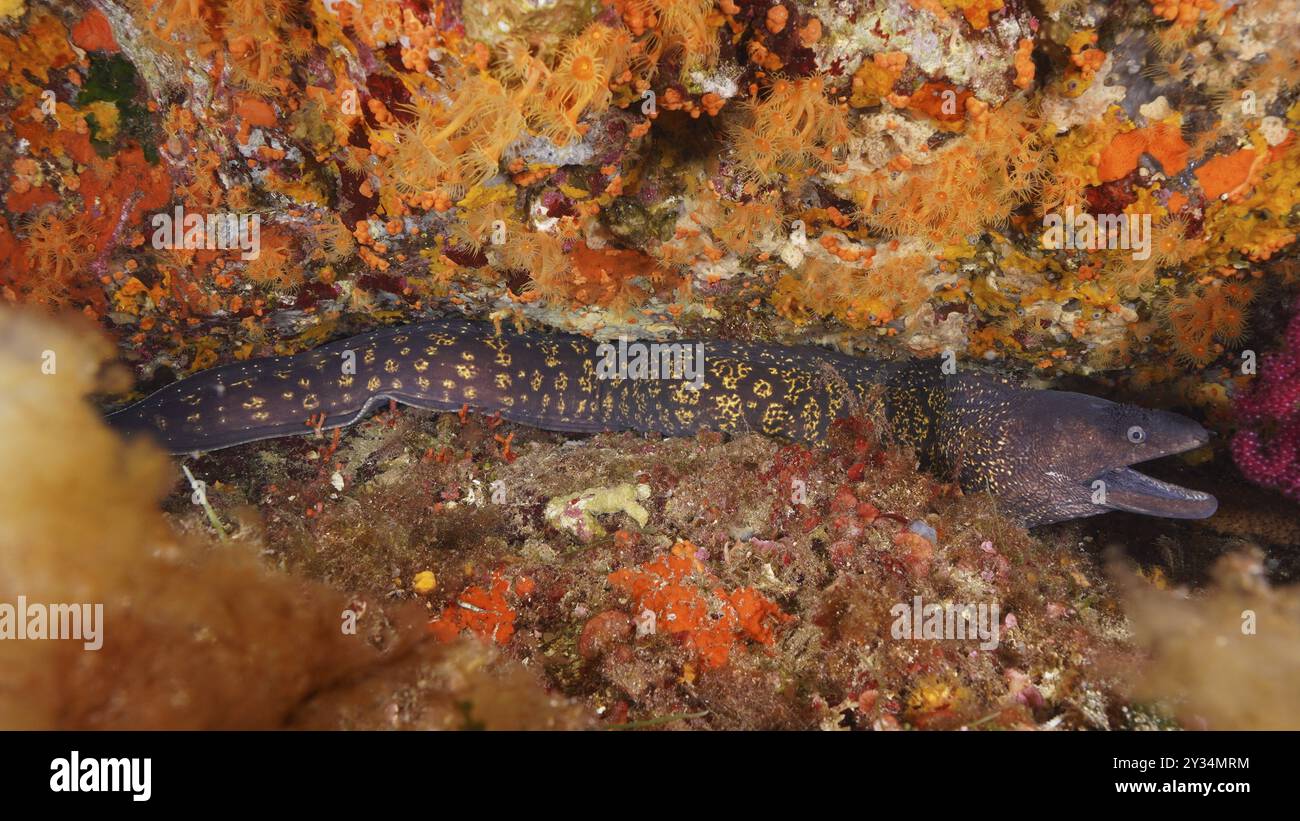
[{"x1": 1093, "y1": 465, "x2": 1218, "y2": 519}]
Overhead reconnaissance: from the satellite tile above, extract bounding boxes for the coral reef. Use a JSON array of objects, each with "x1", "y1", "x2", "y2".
[
  {"x1": 1, "y1": 0, "x2": 1299, "y2": 729},
  {"x1": 0, "y1": 0, "x2": 1292, "y2": 376},
  {"x1": 142, "y1": 361, "x2": 1154, "y2": 730}
]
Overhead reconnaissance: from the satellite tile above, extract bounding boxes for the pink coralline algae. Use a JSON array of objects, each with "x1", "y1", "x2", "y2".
[{"x1": 1232, "y1": 299, "x2": 1300, "y2": 501}]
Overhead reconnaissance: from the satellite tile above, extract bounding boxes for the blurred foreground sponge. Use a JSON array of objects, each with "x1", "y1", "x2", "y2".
[
  {"x1": 0, "y1": 309, "x2": 587, "y2": 729},
  {"x1": 1119, "y1": 549, "x2": 1300, "y2": 730}
]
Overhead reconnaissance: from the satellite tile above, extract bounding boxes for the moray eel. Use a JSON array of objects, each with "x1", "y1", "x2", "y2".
[{"x1": 107, "y1": 318, "x2": 1217, "y2": 527}]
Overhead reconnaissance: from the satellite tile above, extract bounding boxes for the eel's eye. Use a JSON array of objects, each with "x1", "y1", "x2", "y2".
[{"x1": 1126, "y1": 425, "x2": 1146, "y2": 444}]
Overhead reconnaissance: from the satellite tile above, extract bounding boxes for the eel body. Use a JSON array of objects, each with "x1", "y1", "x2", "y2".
[{"x1": 107, "y1": 318, "x2": 1217, "y2": 527}]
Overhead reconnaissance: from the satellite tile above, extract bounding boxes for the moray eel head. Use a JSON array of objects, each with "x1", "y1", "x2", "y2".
[{"x1": 1004, "y1": 389, "x2": 1218, "y2": 526}]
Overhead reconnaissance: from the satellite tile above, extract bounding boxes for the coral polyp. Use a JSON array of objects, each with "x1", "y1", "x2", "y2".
[{"x1": 20, "y1": 209, "x2": 97, "y2": 303}]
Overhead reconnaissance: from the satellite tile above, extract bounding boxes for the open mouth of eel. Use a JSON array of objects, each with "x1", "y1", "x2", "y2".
[{"x1": 1093, "y1": 430, "x2": 1218, "y2": 519}]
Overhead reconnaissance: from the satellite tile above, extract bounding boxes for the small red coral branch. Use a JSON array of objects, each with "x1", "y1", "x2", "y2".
[
  {"x1": 1231, "y1": 296, "x2": 1300, "y2": 500},
  {"x1": 428, "y1": 571, "x2": 519, "y2": 645},
  {"x1": 608, "y1": 541, "x2": 791, "y2": 668}
]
